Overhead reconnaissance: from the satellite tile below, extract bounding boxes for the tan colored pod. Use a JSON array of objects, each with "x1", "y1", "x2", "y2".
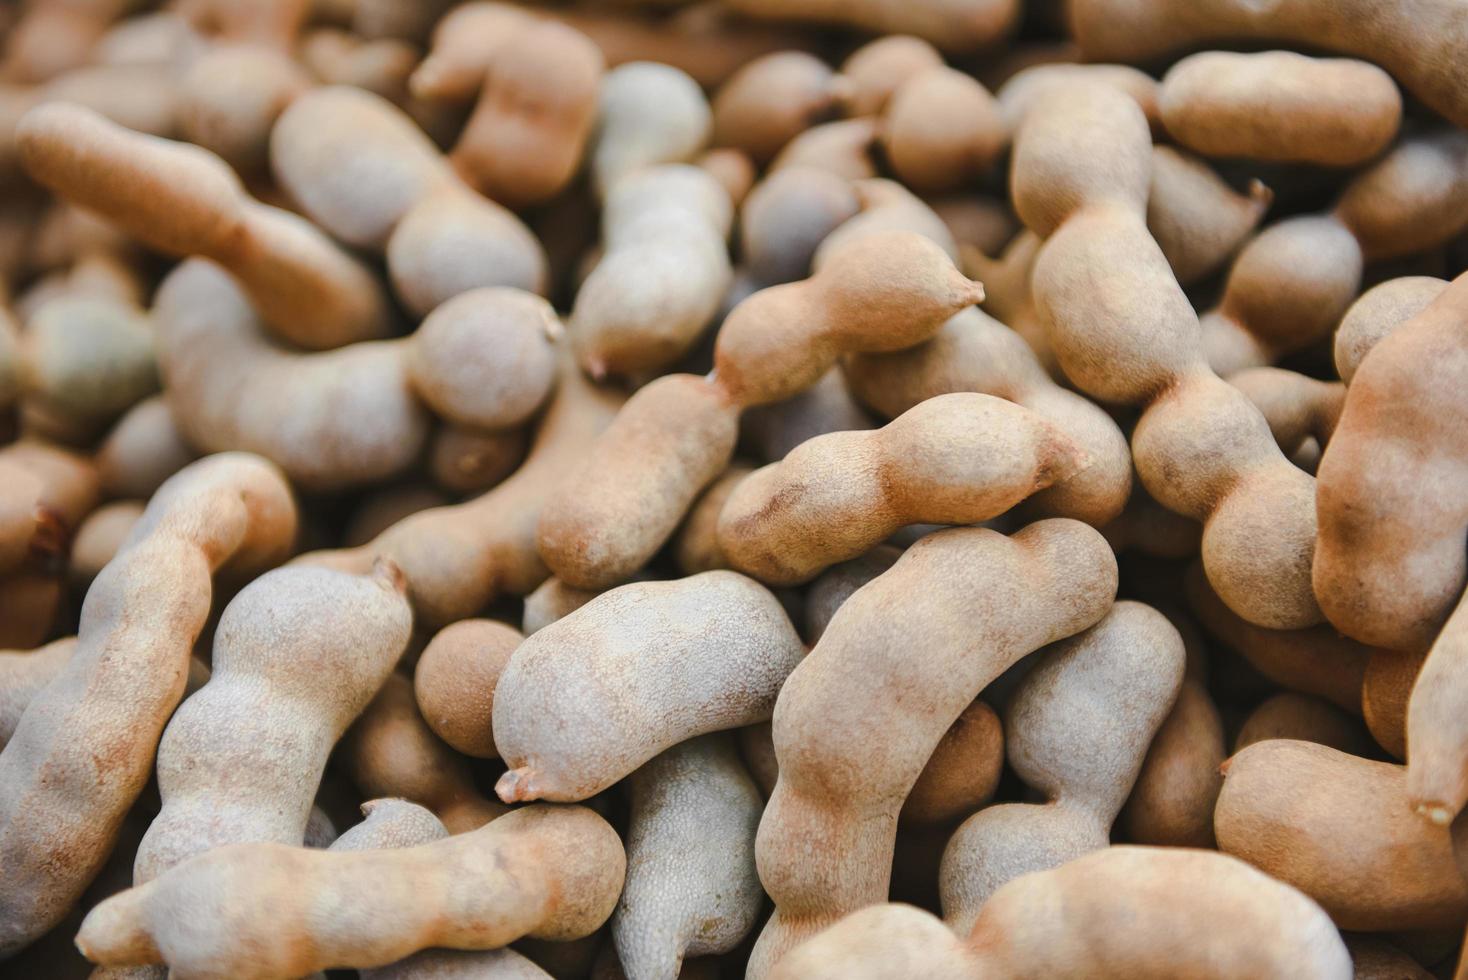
[
  {"x1": 1217, "y1": 740, "x2": 1468, "y2": 931},
  {"x1": 16, "y1": 102, "x2": 390, "y2": 350},
  {"x1": 1070, "y1": 0, "x2": 1468, "y2": 131},
  {"x1": 590, "y1": 62, "x2": 711, "y2": 197},
  {"x1": 571, "y1": 165, "x2": 733, "y2": 379},
  {"x1": 845, "y1": 306, "x2": 1132, "y2": 526},
  {"x1": 177, "y1": 42, "x2": 312, "y2": 175},
  {"x1": 0, "y1": 571, "x2": 63, "y2": 650},
  {"x1": 0, "y1": 453, "x2": 296, "y2": 955},
  {"x1": 839, "y1": 35, "x2": 943, "y2": 117},
  {"x1": 429, "y1": 425, "x2": 527, "y2": 496},
  {"x1": 1407, "y1": 593, "x2": 1468, "y2": 824},
  {"x1": 880, "y1": 67, "x2": 1004, "y2": 192},
  {"x1": 768, "y1": 848, "x2": 1352, "y2": 980},
  {"x1": 537, "y1": 374, "x2": 738, "y2": 590},
  {"x1": 1159, "y1": 51, "x2": 1400, "y2": 166},
  {"x1": 769, "y1": 118, "x2": 879, "y2": 181},
  {"x1": 345, "y1": 485, "x2": 450, "y2": 548},
  {"x1": 1015, "y1": 83, "x2": 1319, "y2": 630},
  {"x1": 407, "y1": 2, "x2": 536, "y2": 101},
  {"x1": 1118, "y1": 666, "x2": 1224, "y2": 849},
  {"x1": 741, "y1": 368, "x2": 875, "y2": 465},
  {"x1": 0, "y1": 440, "x2": 96, "y2": 574},
  {"x1": 493, "y1": 571, "x2": 805, "y2": 802},
  {"x1": 803, "y1": 545, "x2": 900, "y2": 643},
  {"x1": 722, "y1": 0, "x2": 1019, "y2": 54},
  {"x1": 1235, "y1": 693, "x2": 1370, "y2": 756},
  {"x1": 522, "y1": 577, "x2": 604, "y2": 635},
  {"x1": 133, "y1": 563, "x2": 412, "y2": 883},
  {"x1": 1228, "y1": 367, "x2": 1344, "y2": 464},
  {"x1": 1333, "y1": 130, "x2": 1468, "y2": 262},
  {"x1": 716, "y1": 393, "x2": 1088, "y2": 585},
  {"x1": 0, "y1": 637, "x2": 75, "y2": 749},
  {"x1": 939, "y1": 602, "x2": 1185, "y2": 931},
  {"x1": 1345, "y1": 937, "x2": 1433, "y2": 980},
  {"x1": 342, "y1": 674, "x2": 506, "y2": 835},
  {"x1": 414, "y1": 618, "x2": 521, "y2": 759},
  {"x1": 298, "y1": 356, "x2": 625, "y2": 627},
  {"x1": 675, "y1": 464, "x2": 755, "y2": 575},
  {"x1": 330, "y1": 798, "x2": 448, "y2": 853},
  {"x1": 712, "y1": 51, "x2": 848, "y2": 164},
  {"x1": 996, "y1": 62, "x2": 1160, "y2": 132},
  {"x1": 1335, "y1": 276, "x2": 1448, "y2": 385},
  {"x1": 449, "y1": 20, "x2": 603, "y2": 207},
  {"x1": 812, "y1": 179, "x2": 959, "y2": 268},
  {"x1": 1315, "y1": 271, "x2": 1468, "y2": 652},
  {"x1": 1363, "y1": 650, "x2": 1416, "y2": 757},
  {"x1": 69, "y1": 500, "x2": 145, "y2": 588},
  {"x1": 928, "y1": 193, "x2": 1016, "y2": 257},
  {"x1": 1146, "y1": 146, "x2": 1269, "y2": 286},
  {"x1": 613, "y1": 734, "x2": 764, "y2": 980},
  {"x1": 714, "y1": 230, "x2": 983, "y2": 409},
  {"x1": 696, "y1": 147, "x2": 756, "y2": 207},
  {"x1": 899, "y1": 699, "x2": 1002, "y2": 827},
  {"x1": 77, "y1": 805, "x2": 627, "y2": 978},
  {"x1": 739, "y1": 167, "x2": 860, "y2": 286},
  {"x1": 97, "y1": 396, "x2": 196, "y2": 499},
  {"x1": 750, "y1": 520, "x2": 1116, "y2": 975}
]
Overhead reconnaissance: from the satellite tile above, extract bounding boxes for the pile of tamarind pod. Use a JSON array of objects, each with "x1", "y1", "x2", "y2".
[{"x1": 3, "y1": 0, "x2": 1468, "y2": 976}]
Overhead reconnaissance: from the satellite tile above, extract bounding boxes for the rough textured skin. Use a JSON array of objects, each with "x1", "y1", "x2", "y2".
[
  {"x1": 1118, "y1": 673, "x2": 1224, "y2": 849},
  {"x1": 0, "y1": 638, "x2": 75, "y2": 749},
  {"x1": 880, "y1": 67, "x2": 1004, "y2": 192},
  {"x1": 839, "y1": 35, "x2": 943, "y2": 117},
  {"x1": 613, "y1": 734, "x2": 764, "y2": 980},
  {"x1": 1407, "y1": 592, "x2": 1468, "y2": 824},
  {"x1": 1159, "y1": 52, "x2": 1400, "y2": 166},
  {"x1": 15, "y1": 102, "x2": 390, "y2": 350},
  {"x1": 1145, "y1": 146, "x2": 1269, "y2": 286},
  {"x1": 717, "y1": 393, "x2": 1087, "y2": 584},
  {"x1": 1235, "y1": 694, "x2": 1368, "y2": 755},
  {"x1": 724, "y1": 0, "x2": 1019, "y2": 53},
  {"x1": 1217, "y1": 740, "x2": 1468, "y2": 931},
  {"x1": 133, "y1": 563, "x2": 412, "y2": 883},
  {"x1": 741, "y1": 368, "x2": 875, "y2": 466},
  {"x1": 899, "y1": 700, "x2": 1002, "y2": 826},
  {"x1": 770, "y1": 848, "x2": 1351, "y2": 979},
  {"x1": 712, "y1": 52, "x2": 847, "y2": 165},
  {"x1": 1315, "y1": 271, "x2": 1468, "y2": 653},
  {"x1": 76, "y1": 805, "x2": 627, "y2": 978},
  {"x1": 1069, "y1": 0, "x2": 1468, "y2": 130},
  {"x1": 750, "y1": 520, "x2": 1117, "y2": 977},
  {"x1": 1227, "y1": 368, "x2": 1343, "y2": 465},
  {"x1": 0, "y1": 453, "x2": 296, "y2": 955},
  {"x1": 571, "y1": 166, "x2": 733, "y2": 378},
  {"x1": 1335, "y1": 277, "x2": 1447, "y2": 386},
  {"x1": 996, "y1": 63, "x2": 1160, "y2": 132},
  {"x1": 939, "y1": 602, "x2": 1185, "y2": 931},
  {"x1": 522, "y1": 578, "x2": 604, "y2": 635},
  {"x1": 1014, "y1": 85, "x2": 1318, "y2": 630},
  {"x1": 414, "y1": 618, "x2": 521, "y2": 759},
  {"x1": 675, "y1": 465, "x2": 754, "y2": 575},
  {"x1": 802, "y1": 546, "x2": 900, "y2": 643},
  {"x1": 298, "y1": 355, "x2": 625, "y2": 627},
  {"x1": 331, "y1": 799, "x2": 449, "y2": 853},
  {"x1": 1344, "y1": 938, "x2": 1432, "y2": 980},
  {"x1": 97, "y1": 396, "x2": 196, "y2": 499},
  {"x1": 813, "y1": 179, "x2": 958, "y2": 268},
  {"x1": 494, "y1": 571, "x2": 805, "y2": 803},
  {"x1": 342, "y1": 674, "x2": 507, "y2": 834},
  {"x1": 539, "y1": 374, "x2": 738, "y2": 590},
  {"x1": 590, "y1": 63, "x2": 712, "y2": 197},
  {"x1": 739, "y1": 168, "x2": 860, "y2": 286},
  {"x1": 845, "y1": 306, "x2": 1132, "y2": 526}
]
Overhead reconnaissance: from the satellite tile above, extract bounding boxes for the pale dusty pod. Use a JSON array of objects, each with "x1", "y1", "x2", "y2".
[
  {"x1": 1217, "y1": 740, "x2": 1468, "y2": 931},
  {"x1": 414, "y1": 618, "x2": 522, "y2": 759},
  {"x1": 996, "y1": 62, "x2": 1160, "y2": 132},
  {"x1": 1235, "y1": 693, "x2": 1370, "y2": 755},
  {"x1": 133, "y1": 563, "x2": 412, "y2": 883},
  {"x1": 96, "y1": 396, "x2": 195, "y2": 499},
  {"x1": 1332, "y1": 130, "x2": 1468, "y2": 261},
  {"x1": 0, "y1": 453, "x2": 296, "y2": 955},
  {"x1": 177, "y1": 42, "x2": 312, "y2": 174},
  {"x1": 839, "y1": 35, "x2": 943, "y2": 117},
  {"x1": 802, "y1": 546, "x2": 900, "y2": 643},
  {"x1": 429, "y1": 425, "x2": 527, "y2": 496},
  {"x1": 494, "y1": 571, "x2": 805, "y2": 803},
  {"x1": 1227, "y1": 367, "x2": 1345, "y2": 465},
  {"x1": 1406, "y1": 592, "x2": 1468, "y2": 824},
  {"x1": 741, "y1": 368, "x2": 875, "y2": 465},
  {"x1": 675, "y1": 464, "x2": 755, "y2": 575},
  {"x1": 1146, "y1": 146, "x2": 1270, "y2": 286},
  {"x1": 522, "y1": 577, "x2": 604, "y2": 635},
  {"x1": 1159, "y1": 51, "x2": 1400, "y2": 166},
  {"x1": 331, "y1": 798, "x2": 448, "y2": 853},
  {"x1": 813, "y1": 179, "x2": 958, "y2": 267},
  {"x1": 16, "y1": 102, "x2": 391, "y2": 350},
  {"x1": 939, "y1": 602, "x2": 1185, "y2": 931},
  {"x1": 613, "y1": 734, "x2": 764, "y2": 980},
  {"x1": 591, "y1": 62, "x2": 711, "y2": 197},
  {"x1": 721, "y1": 0, "x2": 1020, "y2": 54},
  {"x1": 716, "y1": 392, "x2": 1088, "y2": 585},
  {"x1": 768, "y1": 848, "x2": 1352, "y2": 980},
  {"x1": 769, "y1": 118, "x2": 879, "y2": 181},
  {"x1": 739, "y1": 167, "x2": 860, "y2": 286},
  {"x1": 408, "y1": 2, "x2": 537, "y2": 102},
  {"x1": 749, "y1": 520, "x2": 1116, "y2": 975},
  {"x1": 0, "y1": 637, "x2": 75, "y2": 749},
  {"x1": 712, "y1": 51, "x2": 848, "y2": 164},
  {"x1": 1335, "y1": 276, "x2": 1447, "y2": 385},
  {"x1": 76, "y1": 805, "x2": 628, "y2": 978},
  {"x1": 880, "y1": 67, "x2": 1004, "y2": 192},
  {"x1": 69, "y1": 500, "x2": 144, "y2": 588}
]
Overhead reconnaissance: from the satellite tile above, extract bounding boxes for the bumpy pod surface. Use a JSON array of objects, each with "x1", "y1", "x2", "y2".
[
  {"x1": 0, "y1": 638, "x2": 75, "y2": 749},
  {"x1": 1407, "y1": 592, "x2": 1468, "y2": 825},
  {"x1": 1335, "y1": 277, "x2": 1447, "y2": 386},
  {"x1": 414, "y1": 618, "x2": 521, "y2": 759}
]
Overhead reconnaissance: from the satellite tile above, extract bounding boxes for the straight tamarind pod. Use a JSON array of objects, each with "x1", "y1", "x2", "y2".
[
  {"x1": 16, "y1": 102, "x2": 391, "y2": 350},
  {"x1": 1406, "y1": 592, "x2": 1468, "y2": 825},
  {"x1": 494, "y1": 571, "x2": 805, "y2": 803},
  {"x1": 0, "y1": 452, "x2": 296, "y2": 955},
  {"x1": 76, "y1": 805, "x2": 626, "y2": 979},
  {"x1": 716, "y1": 393, "x2": 1088, "y2": 585}
]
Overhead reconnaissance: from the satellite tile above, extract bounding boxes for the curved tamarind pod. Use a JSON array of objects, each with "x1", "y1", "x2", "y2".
[
  {"x1": 899, "y1": 699, "x2": 1003, "y2": 827},
  {"x1": 1069, "y1": 0, "x2": 1468, "y2": 131},
  {"x1": 1408, "y1": 592, "x2": 1468, "y2": 825},
  {"x1": 16, "y1": 102, "x2": 390, "y2": 350},
  {"x1": 722, "y1": 0, "x2": 1020, "y2": 54},
  {"x1": 1218, "y1": 740, "x2": 1468, "y2": 931},
  {"x1": 1146, "y1": 146, "x2": 1270, "y2": 287},
  {"x1": 845, "y1": 306, "x2": 1132, "y2": 526},
  {"x1": 0, "y1": 638, "x2": 75, "y2": 749},
  {"x1": 97, "y1": 396, "x2": 196, "y2": 500},
  {"x1": 1015, "y1": 83, "x2": 1318, "y2": 630},
  {"x1": 772, "y1": 847, "x2": 1351, "y2": 979},
  {"x1": 0, "y1": 453, "x2": 296, "y2": 955},
  {"x1": 939, "y1": 602, "x2": 1185, "y2": 931},
  {"x1": 717, "y1": 393, "x2": 1088, "y2": 585},
  {"x1": 1336, "y1": 277, "x2": 1448, "y2": 386},
  {"x1": 739, "y1": 167, "x2": 860, "y2": 286},
  {"x1": 133, "y1": 562, "x2": 412, "y2": 883},
  {"x1": 76, "y1": 805, "x2": 626, "y2": 978},
  {"x1": 1228, "y1": 368, "x2": 1344, "y2": 464},
  {"x1": 712, "y1": 52, "x2": 849, "y2": 165},
  {"x1": 613, "y1": 734, "x2": 764, "y2": 980},
  {"x1": 494, "y1": 571, "x2": 805, "y2": 803},
  {"x1": 1235, "y1": 693, "x2": 1370, "y2": 756},
  {"x1": 1315, "y1": 271, "x2": 1468, "y2": 652},
  {"x1": 331, "y1": 799, "x2": 448, "y2": 853},
  {"x1": 749, "y1": 520, "x2": 1116, "y2": 976},
  {"x1": 297, "y1": 355, "x2": 625, "y2": 627}
]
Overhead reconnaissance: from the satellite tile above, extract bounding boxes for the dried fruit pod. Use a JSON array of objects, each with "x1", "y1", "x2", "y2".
[
  {"x1": 414, "y1": 618, "x2": 521, "y2": 759},
  {"x1": 16, "y1": 102, "x2": 391, "y2": 350},
  {"x1": 768, "y1": 848, "x2": 1352, "y2": 980},
  {"x1": 1159, "y1": 51, "x2": 1400, "y2": 166},
  {"x1": 740, "y1": 167, "x2": 860, "y2": 286},
  {"x1": 839, "y1": 35, "x2": 943, "y2": 117},
  {"x1": 331, "y1": 798, "x2": 448, "y2": 853},
  {"x1": 133, "y1": 563, "x2": 412, "y2": 883},
  {"x1": 0, "y1": 452, "x2": 296, "y2": 954},
  {"x1": 1335, "y1": 276, "x2": 1447, "y2": 385},
  {"x1": 722, "y1": 0, "x2": 1020, "y2": 54},
  {"x1": 675, "y1": 464, "x2": 755, "y2": 575},
  {"x1": 407, "y1": 2, "x2": 536, "y2": 101},
  {"x1": 96, "y1": 395, "x2": 195, "y2": 499},
  {"x1": 1146, "y1": 146, "x2": 1269, "y2": 286},
  {"x1": 590, "y1": 62, "x2": 711, "y2": 197},
  {"x1": 996, "y1": 62, "x2": 1160, "y2": 131},
  {"x1": 1235, "y1": 693, "x2": 1369, "y2": 755},
  {"x1": 939, "y1": 602, "x2": 1185, "y2": 931},
  {"x1": 522, "y1": 577, "x2": 605, "y2": 635},
  {"x1": 712, "y1": 51, "x2": 848, "y2": 164},
  {"x1": 1406, "y1": 592, "x2": 1468, "y2": 824},
  {"x1": 769, "y1": 118, "x2": 879, "y2": 180},
  {"x1": 429, "y1": 424, "x2": 528, "y2": 496},
  {"x1": 716, "y1": 393, "x2": 1088, "y2": 585},
  {"x1": 177, "y1": 42, "x2": 312, "y2": 175},
  {"x1": 69, "y1": 499, "x2": 144, "y2": 587},
  {"x1": 77, "y1": 805, "x2": 627, "y2": 977},
  {"x1": 1315, "y1": 272, "x2": 1468, "y2": 652},
  {"x1": 1227, "y1": 367, "x2": 1344, "y2": 464},
  {"x1": 750, "y1": 520, "x2": 1116, "y2": 974},
  {"x1": 493, "y1": 571, "x2": 805, "y2": 802},
  {"x1": 803, "y1": 546, "x2": 900, "y2": 643},
  {"x1": 899, "y1": 699, "x2": 1003, "y2": 827},
  {"x1": 813, "y1": 179, "x2": 958, "y2": 267},
  {"x1": 880, "y1": 67, "x2": 1004, "y2": 192},
  {"x1": 0, "y1": 637, "x2": 75, "y2": 749},
  {"x1": 1217, "y1": 740, "x2": 1468, "y2": 931},
  {"x1": 741, "y1": 368, "x2": 875, "y2": 465},
  {"x1": 613, "y1": 734, "x2": 764, "y2": 980}
]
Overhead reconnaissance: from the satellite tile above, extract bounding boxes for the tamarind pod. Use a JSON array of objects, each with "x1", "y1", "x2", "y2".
[
  {"x1": 1235, "y1": 693, "x2": 1370, "y2": 756},
  {"x1": 740, "y1": 369, "x2": 874, "y2": 466},
  {"x1": 0, "y1": 638, "x2": 75, "y2": 749},
  {"x1": 675, "y1": 464, "x2": 755, "y2": 576},
  {"x1": 880, "y1": 67, "x2": 1005, "y2": 193},
  {"x1": 722, "y1": 0, "x2": 1020, "y2": 54},
  {"x1": 330, "y1": 798, "x2": 448, "y2": 853},
  {"x1": 1118, "y1": 675, "x2": 1224, "y2": 849},
  {"x1": 802, "y1": 546, "x2": 900, "y2": 644},
  {"x1": 840, "y1": 35, "x2": 943, "y2": 117},
  {"x1": 177, "y1": 43, "x2": 312, "y2": 175},
  {"x1": 414, "y1": 618, "x2": 521, "y2": 759},
  {"x1": 769, "y1": 119, "x2": 879, "y2": 182},
  {"x1": 1336, "y1": 277, "x2": 1448, "y2": 386},
  {"x1": 1228, "y1": 367, "x2": 1345, "y2": 462},
  {"x1": 1345, "y1": 937, "x2": 1433, "y2": 980},
  {"x1": 96, "y1": 396, "x2": 195, "y2": 500},
  {"x1": 996, "y1": 62, "x2": 1160, "y2": 132},
  {"x1": 1407, "y1": 592, "x2": 1468, "y2": 823},
  {"x1": 69, "y1": 500, "x2": 145, "y2": 589},
  {"x1": 1146, "y1": 146, "x2": 1269, "y2": 287},
  {"x1": 813, "y1": 179, "x2": 958, "y2": 269},
  {"x1": 522, "y1": 577, "x2": 604, "y2": 635},
  {"x1": 1334, "y1": 131, "x2": 1468, "y2": 263},
  {"x1": 712, "y1": 52, "x2": 849, "y2": 165},
  {"x1": 1363, "y1": 648, "x2": 1423, "y2": 760},
  {"x1": 589, "y1": 62, "x2": 711, "y2": 198},
  {"x1": 740, "y1": 168, "x2": 860, "y2": 287}
]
